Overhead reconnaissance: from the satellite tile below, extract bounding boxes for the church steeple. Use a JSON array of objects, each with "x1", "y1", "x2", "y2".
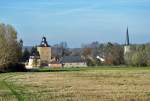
[
  {"x1": 124, "y1": 27, "x2": 131, "y2": 54},
  {"x1": 126, "y1": 27, "x2": 130, "y2": 45}
]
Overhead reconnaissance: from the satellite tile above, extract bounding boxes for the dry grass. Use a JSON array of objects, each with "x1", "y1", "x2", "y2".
[{"x1": 0, "y1": 67, "x2": 150, "y2": 101}]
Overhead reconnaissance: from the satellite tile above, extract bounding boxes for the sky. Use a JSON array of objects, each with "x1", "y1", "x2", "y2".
[{"x1": 0, "y1": 0, "x2": 150, "y2": 48}]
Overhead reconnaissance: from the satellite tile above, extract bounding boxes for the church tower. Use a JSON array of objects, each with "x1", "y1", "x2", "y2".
[
  {"x1": 124, "y1": 27, "x2": 131, "y2": 54},
  {"x1": 37, "y1": 36, "x2": 52, "y2": 65}
]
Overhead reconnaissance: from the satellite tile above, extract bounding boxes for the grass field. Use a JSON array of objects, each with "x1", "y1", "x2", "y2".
[{"x1": 0, "y1": 67, "x2": 150, "y2": 101}]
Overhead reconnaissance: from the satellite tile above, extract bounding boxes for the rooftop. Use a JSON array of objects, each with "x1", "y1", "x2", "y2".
[{"x1": 60, "y1": 56, "x2": 84, "y2": 63}]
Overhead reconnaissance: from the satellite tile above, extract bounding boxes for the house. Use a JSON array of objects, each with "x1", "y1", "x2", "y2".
[
  {"x1": 60, "y1": 56, "x2": 87, "y2": 68},
  {"x1": 49, "y1": 61, "x2": 62, "y2": 68},
  {"x1": 26, "y1": 56, "x2": 40, "y2": 69},
  {"x1": 96, "y1": 56, "x2": 105, "y2": 62}
]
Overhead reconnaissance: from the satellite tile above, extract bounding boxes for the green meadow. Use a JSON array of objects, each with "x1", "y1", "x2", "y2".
[{"x1": 0, "y1": 67, "x2": 150, "y2": 101}]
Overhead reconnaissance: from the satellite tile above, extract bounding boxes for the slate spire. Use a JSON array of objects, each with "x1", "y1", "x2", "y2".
[
  {"x1": 126, "y1": 27, "x2": 130, "y2": 45},
  {"x1": 40, "y1": 36, "x2": 49, "y2": 47}
]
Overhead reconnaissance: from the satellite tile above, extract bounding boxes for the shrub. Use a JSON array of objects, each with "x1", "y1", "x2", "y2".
[{"x1": 0, "y1": 63, "x2": 27, "y2": 73}]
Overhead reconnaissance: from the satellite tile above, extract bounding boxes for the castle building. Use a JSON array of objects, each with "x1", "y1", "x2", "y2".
[
  {"x1": 37, "y1": 37, "x2": 52, "y2": 66},
  {"x1": 124, "y1": 27, "x2": 131, "y2": 54}
]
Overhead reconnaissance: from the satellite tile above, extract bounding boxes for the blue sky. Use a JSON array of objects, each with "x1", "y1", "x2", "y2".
[{"x1": 0, "y1": 0, "x2": 150, "y2": 47}]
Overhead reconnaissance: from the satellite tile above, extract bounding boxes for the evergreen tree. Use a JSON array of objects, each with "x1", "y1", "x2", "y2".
[{"x1": 22, "y1": 48, "x2": 30, "y2": 62}]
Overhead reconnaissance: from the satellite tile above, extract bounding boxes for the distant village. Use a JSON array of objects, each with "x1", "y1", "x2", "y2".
[
  {"x1": 1, "y1": 22, "x2": 150, "y2": 73},
  {"x1": 25, "y1": 36, "x2": 88, "y2": 69},
  {"x1": 25, "y1": 27, "x2": 131, "y2": 69}
]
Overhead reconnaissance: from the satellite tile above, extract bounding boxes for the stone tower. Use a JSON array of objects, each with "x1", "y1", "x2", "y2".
[
  {"x1": 37, "y1": 36, "x2": 52, "y2": 65},
  {"x1": 124, "y1": 27, "x2": 130, "y2": 54}
]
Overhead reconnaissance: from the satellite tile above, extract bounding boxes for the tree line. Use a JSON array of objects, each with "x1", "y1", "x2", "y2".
[
  {"x1": 82, "y1": 42, "x2": 150, "y2": 67},
  {"x1": 81, "y1": 42, "x2": 124, "y2": 66},
  {"x1": 22, "y1": 41, "x2": 150, "y2": 67}
]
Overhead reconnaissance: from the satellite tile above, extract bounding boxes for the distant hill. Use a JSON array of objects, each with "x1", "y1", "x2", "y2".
[
  {"x1": 22, "y1": 46, "x2": 83, "y2": 56},
  {"x1": 22, "y1": 46, "x2": 33, "y2": 52}
]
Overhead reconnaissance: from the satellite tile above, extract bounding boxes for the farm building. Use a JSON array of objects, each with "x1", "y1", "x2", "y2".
[{"x1": 60, "y1": 56, "x2": 87, "y2": 67}]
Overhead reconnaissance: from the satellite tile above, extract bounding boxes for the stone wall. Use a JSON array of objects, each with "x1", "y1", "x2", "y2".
[{"x1": 37, "y1": 47, "x2": 52, "y2": 64}]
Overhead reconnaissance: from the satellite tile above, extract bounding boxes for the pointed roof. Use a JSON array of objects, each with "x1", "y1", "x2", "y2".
[
  {"x1": 126, "y1": 27, "x2": 130, "y2": 45},
  {"x1": 39, "y1": 36, "x2": 50, "y2": 47}
]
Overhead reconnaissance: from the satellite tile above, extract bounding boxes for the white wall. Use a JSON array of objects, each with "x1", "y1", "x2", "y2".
[{"x1": 63, "y1": 62, "x2": 87, "y2": 68}]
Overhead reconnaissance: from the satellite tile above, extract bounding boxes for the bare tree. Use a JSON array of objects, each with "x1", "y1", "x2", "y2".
[{"x1": 0, "y1": 23, "x2": 23, "y2": 71}]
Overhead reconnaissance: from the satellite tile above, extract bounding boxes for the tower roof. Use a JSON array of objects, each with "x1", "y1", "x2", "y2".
[{"x1": 39, "y1": 36, "x2": 50, "y2": 47}]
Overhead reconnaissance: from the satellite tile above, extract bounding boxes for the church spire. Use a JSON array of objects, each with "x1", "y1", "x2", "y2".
[
  {"x1": 124, "y1": 27, "x2": 131, "y2": 54},
  {"x1": 126, "y1": 27, "x2": 130, "y2": 45}
]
